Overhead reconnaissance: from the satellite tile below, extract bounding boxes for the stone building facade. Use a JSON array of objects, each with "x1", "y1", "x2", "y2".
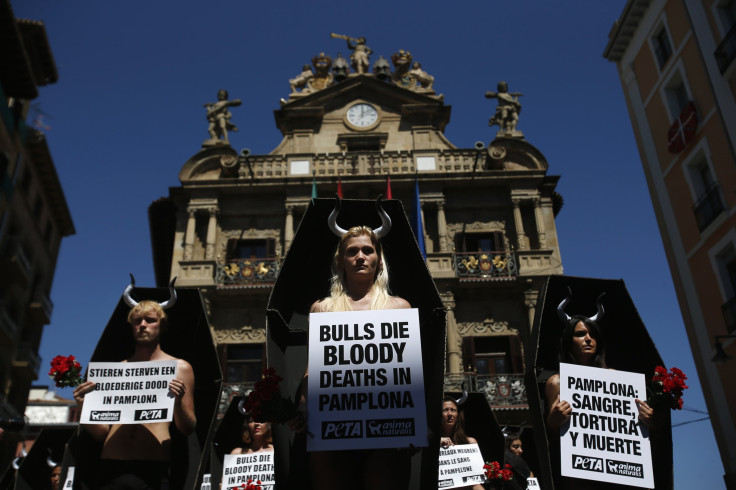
[{"x1": 150, "y1": 45, "x2": 564, "y2": 426}]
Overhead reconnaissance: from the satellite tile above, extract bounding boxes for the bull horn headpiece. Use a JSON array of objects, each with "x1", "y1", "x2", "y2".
[
  {"x1": 455, "y1": 385, "x2": 468, "y2": 406},
  {"x1": 123, "y1": 274, "x2": 177, "y2": 310},
  {"x1": 12, "y1": 445, "x2": 27, "y2": 470},
  {"x1": 46, "y1": 449, "x2": 58, "y2": 468},
  {"x1": 557, "y1": 287, "x2": 605, "y2": 323},
  {"x1": 328, "y1": 195, "x2": 391, "y2": 239},
  {"x1": 238, "y1": 397, "x2": 247, "y2": 415}
]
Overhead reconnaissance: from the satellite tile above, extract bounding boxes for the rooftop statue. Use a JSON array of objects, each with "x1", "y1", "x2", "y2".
[
  {"x1": 308, "y1": 52, "x2": 334, "y2": 91},
  {"x1": 331, "y1": 33, "x2": 372, "y2": 74},
  {"x1": 408, "y1": 61, "x2": 434, "y2": 90},
  {"x1": 485, "y1": 81, "x2": 523, "y2": 137},
  {"x1": 289, "y1": 64, "x2": 314, "y2": 94},
  {"x1": 203, "y1": 89, "x2": 242, "y2": 146},
  {"x1": 332, "y1": 52, "x2": 350, "y2": 82},
  {"x1": 390, "y1": 49, "x2": 413, "y2": 88}
]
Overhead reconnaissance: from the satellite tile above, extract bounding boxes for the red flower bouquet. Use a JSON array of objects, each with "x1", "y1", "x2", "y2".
[
  {"x1": 484, "y1": 461, "x2": 513, "y2": 481},
  {"x1": 243, "y1": 368, "x2": 299, "y2": 423},
  {"x1": 648, "y1": 365, "x2": 688, "y2": 410},
  {"x1": 231, "y1": 480, "x2": 261, "y2": 490},
  {"x1": 48, "y1": 355, "x2": 83, "y2": 388}
]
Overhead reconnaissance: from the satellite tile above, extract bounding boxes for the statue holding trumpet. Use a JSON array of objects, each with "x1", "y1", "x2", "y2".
[
  {"x1": 485, "y1": 80, "x2": 523, "y2": 135},
  {"x1": 331, "y1": 33, "x2": 372, "y2": 74}
]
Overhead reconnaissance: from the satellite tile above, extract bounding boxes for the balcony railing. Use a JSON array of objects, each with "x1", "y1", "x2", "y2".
[
  {"x1": 722, "y1": 296, "x2": 736, "y2": 334},
  {"x1": 14, "y1": 342, "x2": 41, "y2": 378},
  {"x1": 29, "y1": 289, "x2": 53, "y2": 324},
  {"x1": 0, "y1": 302, "x2": 19, "y2": 339},
  {"x1": 444, "y1": 373, "x2": 527, "y2": 408},
  {"x1": 216, "y1": 258, "x2": 280, "y2": 287},
  {"x1": 715, "y1": 22, "x2": 736, "y2": 74},
  {"x1": 693, "y1": 184, "x2": 724, "y2": 231},
  {"x1": 454, "y1": 251, "x2": 517, "y2": 280},
  {"x1": 218, "y1": 381, "x2": 256, "y2": 416}
]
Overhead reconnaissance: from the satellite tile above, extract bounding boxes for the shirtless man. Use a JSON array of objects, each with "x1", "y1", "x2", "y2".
[{"x1": 73, "y1": 298, "x2": 196, "y2": 489}]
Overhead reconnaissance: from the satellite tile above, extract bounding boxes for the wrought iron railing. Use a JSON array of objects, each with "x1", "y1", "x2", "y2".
[
  {"x1": 715, "y1": 22, "x2": 736, "y2": 74},
  {"x1": 444, "y1": 373, "x2": 527, "y2": 408},
  {"x1": 722, "y1": 296, "x2": 736, "y2": 334},
  {"x1": 216, "y1": 258, "x2": 280, "y2": 286},
  {"x1": 454, "y1": 251, "x2": 517, "y2": 280},
  {"x1": 693, "y1": 184, "x2": 724, "y2": 231},
  {"x1": 218, "y1": 381, "x2": 256, "y2": 416}
]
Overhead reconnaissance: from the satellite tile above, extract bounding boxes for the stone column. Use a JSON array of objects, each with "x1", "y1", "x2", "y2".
[
  {"x1": 284, "y1": 204, "x2": 295, "y2": 250},
  {"x1": 512, "y1": 199, "x2": 528, "y2": 250},
  {"x1": 442, "y1": 292, "x2": 462, "y2": 373},
  {"x1": 205, "y1": 208, "x2": 218, "y2": 260},
  {"x1": 184, "y1": 208, "x2": 196, "y2": 260},
  {"x1": 533, "y1": 198, "x2": 547, "y2": 249},
  {"x1": 524, "y1": 287, "x2": 539, "y2": 333},
  {"x1": 437, "y1": 200, "x2": 449, "y2": 252}
]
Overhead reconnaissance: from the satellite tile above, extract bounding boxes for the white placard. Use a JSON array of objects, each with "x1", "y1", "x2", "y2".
[
  {"x1": 290, "y1": 160, "x2": 310, "y2": 175},
  {"x1": 416, "y1": 156, "x2": 436, "y2": 171},
  {"x1": 62, "y1": 466, "x2": 74, "y2": 489},
  {"x1": 307, "y1": 308, "x2": 427, "y2": 451},
  {"x1": 80, "y1": 361, "x2": 177, "y2": 424},
  {"x1": 200, "y1": 473, "x2": 211, "y2": 490},
  {"x1": 437, "y1": 443, "x2": 486, "y2": 489},
  {"x1": 526, "y1": 476, "x2": 540, "y2": 488},
  {"x1": 559, "y1": 363, "x2": 653, "y2": 488},
  {"x1": 221, "y1": 453, "x2": 274, "y2": 490}
]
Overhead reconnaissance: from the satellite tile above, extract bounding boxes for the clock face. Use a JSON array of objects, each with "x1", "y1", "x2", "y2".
[{"x1": 346, "y1": 103, "x2": 379, "y2": 128}]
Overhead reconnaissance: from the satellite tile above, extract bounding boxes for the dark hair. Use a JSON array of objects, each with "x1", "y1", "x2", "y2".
[
  {"x1": 442, "y1": 396, "x2": 471, "y2": 445},
  {"x1": 559, "y1": 315, "x2": 607, "y2": 368},
  {"x1": 504, "y1": 432, "x2": 522, "y2": 450}
]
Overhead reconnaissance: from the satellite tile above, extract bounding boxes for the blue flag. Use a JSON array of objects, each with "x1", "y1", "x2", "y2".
[{"x1": 411, "y1": 177, "x2": 427, "y2": 259}]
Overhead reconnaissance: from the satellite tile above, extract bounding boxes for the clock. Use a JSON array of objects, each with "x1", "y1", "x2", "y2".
[{"x1": 346, "y1": 103, "x2": 379, "y2": 129}]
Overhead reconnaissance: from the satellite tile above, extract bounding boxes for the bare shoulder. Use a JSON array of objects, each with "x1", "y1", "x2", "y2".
[
  {"x1": 310, "y1": 299, "x2": 328, "y2": 313},
  {"x1": 230, "y1": 447, "x2": 244, "y2": 455},
  {"x1": 466, "y1": 436, "x2": 478, "y2": 445},
  {"x1": 176, "y1": 358, "x2": 194, "y2": 375},
  {"x1": 545, "y1": 373, "x2": 560, "y2": 390},
  {"x1": 387, "y1": 296, "x2": 411, "y2": 309}
]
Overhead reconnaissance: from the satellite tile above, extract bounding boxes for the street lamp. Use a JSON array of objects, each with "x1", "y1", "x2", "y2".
[{"x1": 711, "y1": 335, "x2": 736, "y2": 364}]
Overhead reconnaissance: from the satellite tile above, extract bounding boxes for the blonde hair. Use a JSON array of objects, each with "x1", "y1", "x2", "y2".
[
  {"x1": 319, "y1": 226, "x2": 391, "y2": 312},
  {"x1": 127, "y1": 300, "x2": 168, "y2": 329}
]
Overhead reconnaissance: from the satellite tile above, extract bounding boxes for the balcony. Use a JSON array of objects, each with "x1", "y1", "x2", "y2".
[
  {"x1": 722, "y1": 296, "x2": 736, "y2": 334},
  {"x1": 216, "y1": 258, "x2": 280, "y2": 287},
  {"x1": 13, "y1": 342, "x2": 41, "y2": 379},
  {"x1": 0, "y1": 238, "x2": 32, "y2": 285},
  {"x1": 715, "y1": 22, "x2": 736, "y2": 76},
  {"x1": 218, "y1": 381, "x2": 255, "y2": 416},
  {"x1": 453, "y1": 251, "x2": 517, "y2": 281},
  {"x1": 693, "y1": 184, "x2": 724, "y2": 231},
  {"x1": 444, "y1": 372, "x2": 527, "y2": 409},
  {"x1": 0, "y1": 302, "x2": 19, "y2": 341},
  {"x1": 28, "y1": 289, "x2": 53, "y2": 324}
]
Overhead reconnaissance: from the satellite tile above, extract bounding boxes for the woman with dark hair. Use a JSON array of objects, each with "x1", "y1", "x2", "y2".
[
  {"x1": 503, "y1": 434, "x2": 533, "y2": 490},
  {"x1": 230, "y1": 414, "x2": 273, "y2": 455},
  {"x1": 440, "y1": 396, "x2": 483, "y2": 490}
]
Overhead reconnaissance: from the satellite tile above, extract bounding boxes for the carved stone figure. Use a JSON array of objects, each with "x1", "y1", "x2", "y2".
[
  {"x1": 289, "y1": 64, "x2": 314, "y2": 93},
  {"x1": 332, "y1": 52, "x2": 350, "y2": 82},
  {"x1": 331, "y1": 33, "x2": 372, "y2": 74},
  {"x1": 408, "y1": 61, "x2": 434, "y2": 90},
  {"x1": 307, "y1": 52, "x2": 334, "y2": 91},
  {"x1": 485, "y1": 81, "x2": 523, "y2": 136},
  {"x1": 372, "y1": 55, "x2": 391, "y2": 81},
  {"x1": 390, "y1": 49, "x2": 414, "y2": 88},
  {"x1": 204, "y1": 89, "x2": 242, "y2": 145}
]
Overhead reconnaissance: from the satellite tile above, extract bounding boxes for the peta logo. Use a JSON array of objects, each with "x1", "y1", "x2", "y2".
[
  {"x1": 572, "y1": 455, "x2": 603, "y2": 472},
  {"x1": 365, "y1": 418, "x2": 415, "y2": 438},
  {"x1": 438, "y1": 479, "x2": 453, "y2": 488},
  {"x1": 462, "y1": 475, "x2": 484, "y2": 484},
  {"x1": 134, "y1": 408, "x2": 168, "y2": 421},
  {"x1": 321, "y1": 420, "x2": 363, "y2": 439},
  {"x1": 606, "y1": 459, "x2": 644, "y2": 478},
  {"x1": 90, "y1": 411, "x2": 120, "y2": 422}
]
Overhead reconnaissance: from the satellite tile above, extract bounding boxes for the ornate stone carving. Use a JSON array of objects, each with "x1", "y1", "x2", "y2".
[
  {"x1": 485, "y1": 81, "x2": 523, "y2": 138},
  {"x1": 457, "y1": 318, "x2": 518, "y2": 337},
  {"x1": 213, "y1": 325, "x2": 266, "y2": 343},
  {"x1": 290, "y1": 64, "x2": 314, "y2": 94},
  {"x1": 331, "y1": 33, "x2": 372, "y2": 74},
  {"x1": 308, "y1": 53, "x2": 334, "y2": 91}
]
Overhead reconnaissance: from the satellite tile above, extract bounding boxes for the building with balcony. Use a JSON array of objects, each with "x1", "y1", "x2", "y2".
[
  {"x1": 0, "y1": 0, "x2": 75, "y2": 470},
  {"x1": 604, "y1": 0, "x2": 736, "y2": 487},
  {"x1": 150, "y1": 49, "x2": 564, "y2": 425}
]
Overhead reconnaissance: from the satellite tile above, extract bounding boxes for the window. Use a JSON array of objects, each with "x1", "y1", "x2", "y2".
[
  {"x1": 222, "y1": 343, "x2": 266, "y2": 383},
  {"x1": 226, "y1": 238, "x2": 276, "y2": 260},
  {"x1": 715, "y1": 244, "x2": 736, "y2": 333},
  {"x1": 717, "y1": 0, "x2": 736, "y2": 32},
  {"x1": 462, "y1": 336, "x2": 522, "y2": 375},
  {"x1": 455, "y1": 231, "x2": 504, "y2": 253},
  {"x1": 664, "y1": 74, "x2": 690, "y2": 120},
  {"x1": 652, "y1": 27, "x2": 673, "y2": 69},
  {"x1": 688, "y1": 157, "x2": 724, "y2": 231}
]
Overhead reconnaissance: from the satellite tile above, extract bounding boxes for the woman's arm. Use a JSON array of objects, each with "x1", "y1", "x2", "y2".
[{"x1": 545, "y1": 374, "x2": 572, "y2": 429}]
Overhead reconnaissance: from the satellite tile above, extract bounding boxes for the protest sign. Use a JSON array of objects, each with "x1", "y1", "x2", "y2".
[
  {"x1": 526, "y1": 476, "x2": 539, "y2": 488},
  {"x1": 200, "y1": 473, "x2": 211, "y2": 490},
  {"x1": 437, "y1": 444, "x2": 486, "y2": 489},
  {"x1": 80, "y1": 360, "x2": 177, "y2": 424},
  {"x1": 559, "y1": 363, "x2": 653, "y2": 487},
  {"x1": 62, "y1": 467, "x2": 74, "y2": 489},
  {"x1": 221, "y1": 453, "x2": 274, "y2": 490},
  {"x1": 307, "y1": 308, "x2": 427, "y2": 451}
]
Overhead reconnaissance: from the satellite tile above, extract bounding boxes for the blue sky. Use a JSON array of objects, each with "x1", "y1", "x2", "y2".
[{"x1": 11, "y1": 1, "x2": 724, "y2": 488}]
